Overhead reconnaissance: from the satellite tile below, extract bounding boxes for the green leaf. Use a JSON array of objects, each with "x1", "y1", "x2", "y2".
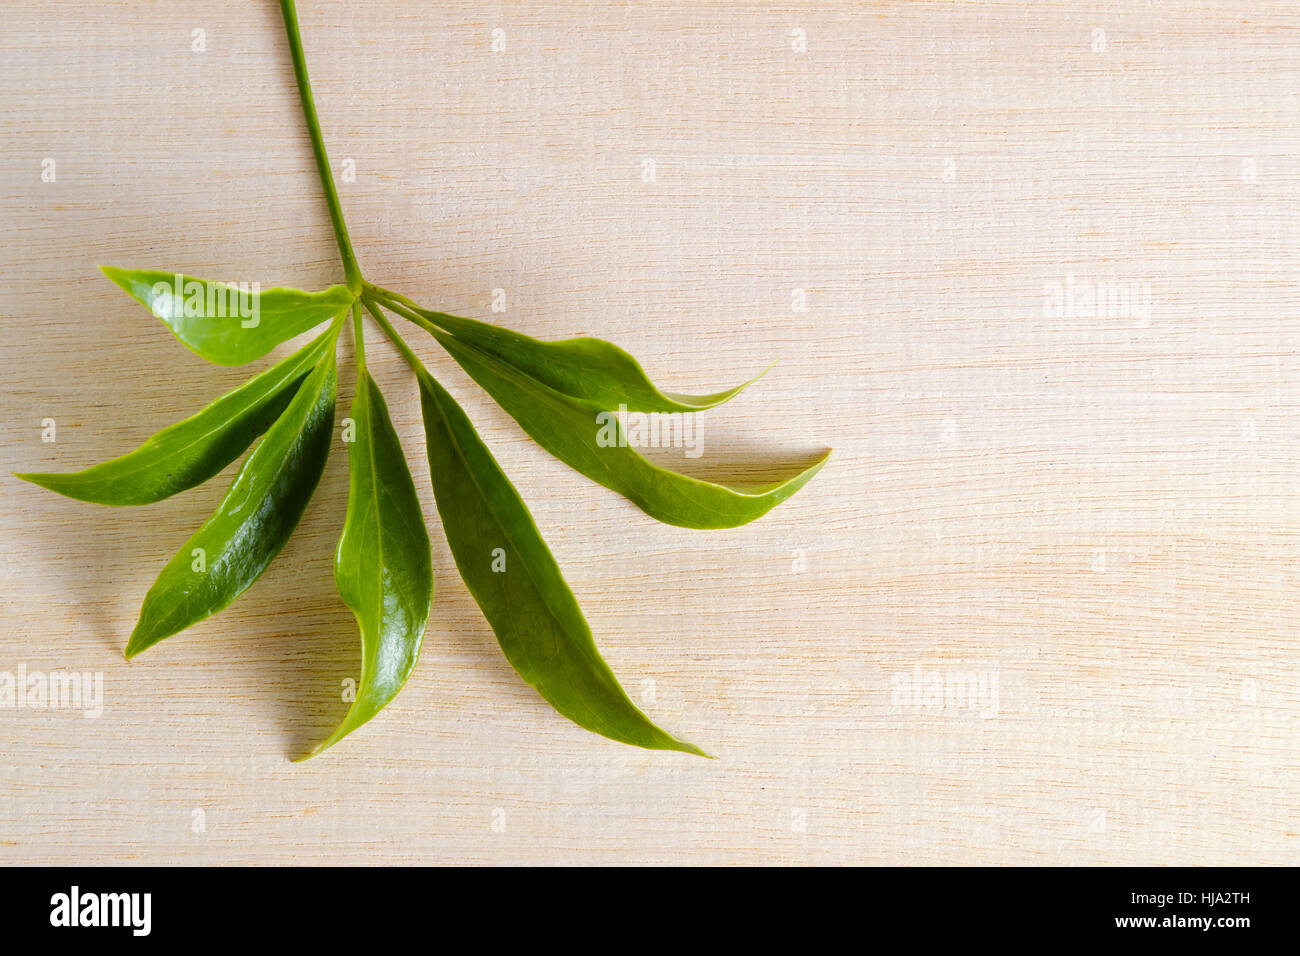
[
  {"x1": 396, "y1": 300, "x2": 768, "y2": 412},
  {"x1": 417, "y1": 367, "x2": 705, "y2": 756},
  {"x1": 304, "y1": 371, "x2": 433, "y2": 758},
  {"x1": 16, "y1": 330, "x2": 333, "y2": 506},
  {"x1": 423, "y1": 326, "x2": 829, "y2": 530},
  {"x1": 124, "y1": 331, "x2": 339, "y2": 658},
  {"x1": 102, "y1": 265, "x2": 354, "y2": 366}
]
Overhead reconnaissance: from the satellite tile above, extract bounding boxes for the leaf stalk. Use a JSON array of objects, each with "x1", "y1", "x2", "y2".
[
  {"x1": 280, "y1": 0, "x2": 362, "y2": 295},
  {"x1": 361, "y1": 296, "x2": 424, "y2": 373}
]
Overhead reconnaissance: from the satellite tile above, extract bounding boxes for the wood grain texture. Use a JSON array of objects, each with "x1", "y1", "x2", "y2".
[{"x1": 1, "y1": 0, "x2": 1297, "y2": 865}]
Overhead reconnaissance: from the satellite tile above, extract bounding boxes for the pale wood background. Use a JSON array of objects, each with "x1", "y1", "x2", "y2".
[{"x1": 1, "y1": 0, "x2": 1296, "y2": 865}]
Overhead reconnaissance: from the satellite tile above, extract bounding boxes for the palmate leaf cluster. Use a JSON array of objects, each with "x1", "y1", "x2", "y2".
[{"x1": 16, "y1": 1, "x2": 829, "y2": 757}]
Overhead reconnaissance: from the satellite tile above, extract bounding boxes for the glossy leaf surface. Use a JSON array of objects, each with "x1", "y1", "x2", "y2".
[
  {"x1": 390, "y1": 297, "x2": 765, "y2": 413},
  {"x1": 306, "y1": 370, "x2": 433, "y2": 757},
  {"x1": 125, "y1": 336, "x2": 339, "y2": 657},
  {"x1": 16, "y1": 0, "x2": 834, "y2": 757},
  {"x1": 16, "y1": 331, "x2": 332, "y2": 506},
  {"x1": 423, "y1": 326, "x2": 828, "y2": 529},
  {"x1": 102, "y1": 265, "x2": 353, "y2": 366},
  {"x1": 418, "y1": 367, "x2": 704, "y2": 755}
]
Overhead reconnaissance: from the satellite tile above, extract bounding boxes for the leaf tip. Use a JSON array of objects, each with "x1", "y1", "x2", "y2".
[
  {"x1": 295, "y1": 732, "x2": 344, "y2": 762},
  {"x1": 736, "y1": 358, "x2": 779, "y2": 394},
  {"x1": 14, "y1": 471, "x2": 66, "y2": 495},
  {"x1": 297, "y1": 722, "x2": 358, "y2": 762},
  {"x1": 123, "y1": 627, "x2": 153, "y2": 660},
  {"x1": 98, "y1": 264, "x2": 129, "y2": 286},
  {"x1": 14, "y1": 472, "x2": 86, "y2": 502},
  {"x1": 660, "y1": 732, "x2": 713, "y2": 758},
  {"x1": 804, "y1": 448, "x2": 833, "y2": 472},
  {"x1": 680, "y1": 741, "x2": 716, "y2": 759}
]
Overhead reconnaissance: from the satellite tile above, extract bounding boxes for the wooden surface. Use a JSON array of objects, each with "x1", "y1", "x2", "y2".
[{"x1": 1, "y1": 0, "x2": 1297, "y2": 865}]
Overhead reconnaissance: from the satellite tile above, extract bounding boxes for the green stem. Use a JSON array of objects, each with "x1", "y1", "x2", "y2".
[
  {"x1": 351, "y1": 300, "x2": 366, "y2": 370},
  {"x1": 365, "y1": 283, "x2": 423, "y2": 313},
  {"x1": 368, "y1": 288, "x2": 439, "y2": 333},
  {"x1": 280, "y1": 0, "x2": 362, "y2": 294},
  {"x1": 362, "y1": 296, "x2": 426, "y2": 373}
]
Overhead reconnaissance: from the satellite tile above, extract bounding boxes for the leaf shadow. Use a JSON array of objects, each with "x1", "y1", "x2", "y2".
[
  {"x1": 633, "y1": 440, "x2": 831, "y2": 486},
  {"x1": 245, "y1": 485, "x2": 357, "y2": 760},
  {"x1": 8, "y1": 483, "x2": 169, "y2": 656}
]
